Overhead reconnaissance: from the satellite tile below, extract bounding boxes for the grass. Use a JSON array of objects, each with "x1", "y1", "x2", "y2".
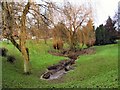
[{"x1": 1, "y1": 40, "x2": 118, "y2": 88}]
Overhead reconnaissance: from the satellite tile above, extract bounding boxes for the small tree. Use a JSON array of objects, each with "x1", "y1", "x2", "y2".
[
  {"x1": 52, "y1": 22, "x2": 65, "y2": 50},
  {"x1": 104, "y1": 16, "x2": 117, "y2": 43},
  {"x1": 82, "y1": 19, "x2": 95, "y2": 48},
  {"x1": 95, "y1": 24, "x2": 106, "y2": 45}
]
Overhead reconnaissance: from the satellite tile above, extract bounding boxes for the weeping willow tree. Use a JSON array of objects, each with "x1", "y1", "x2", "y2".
[
  {"x1": 82, "y1": 19, "x2": 95, "y2": 48},
  {"x1": 52, "y1": 22, "x2": 65, "y2": 50}
]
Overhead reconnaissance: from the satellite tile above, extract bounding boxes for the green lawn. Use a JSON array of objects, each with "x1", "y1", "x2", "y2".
[{"x1": 1, "y1": 40, "x2": 118, "y2": 88}]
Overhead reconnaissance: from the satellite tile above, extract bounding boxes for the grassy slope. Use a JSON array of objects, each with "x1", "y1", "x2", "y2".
[{"x1": 1, "y1": 40, "x2": 118, "y2": 88}]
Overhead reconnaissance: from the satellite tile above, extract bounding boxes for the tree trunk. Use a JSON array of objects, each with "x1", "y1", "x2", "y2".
[
  {"x1": 70, "y1": 40, "x2": 75, "y2": 50},
  {"x1": 44, "y1": 38, "x2": 47, "y2": 44},
  {"x1": 68, "y1": 31, "x2": 74, "y2": 50},
  {"x1": 20, "y1": 26, "x2": 31, "y2": 74},
  {"x1": 20, "y1": 45, "x2": 30, "y2": 74},
  {"x1": 23, "y1": 48, "x2": 30, "y2": 74},
  {"x1": 19, "y1": 2, "x2": 31, "y2": 74},
  {"x1": 24, "y1": 60, "x2": 29, "y2": 73},
  {"x1": 69, "y1": 32, "x2": 76, "y2": 51}
]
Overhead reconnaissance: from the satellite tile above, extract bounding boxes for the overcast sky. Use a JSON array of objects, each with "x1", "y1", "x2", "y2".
[
  {"x1": 92, "y1": 0, "x2": 119, "y2": 27},
  {"x1": 12, "y1": 0, "x2": 119, "y2": 27},
  {"x1": 35, "y1": 0, "x2": 119, "y2": 27}
]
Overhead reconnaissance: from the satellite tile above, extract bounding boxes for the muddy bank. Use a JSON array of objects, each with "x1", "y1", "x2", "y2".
[{"x1": 48, "y1": 47, "x2": 96, "y2": 58}]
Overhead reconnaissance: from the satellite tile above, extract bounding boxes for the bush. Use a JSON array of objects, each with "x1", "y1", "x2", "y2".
[
  {"x1": 7, "y1": 55, "x2": 16, "y2": 63},
  {"x1": 0, "y1": 47, "x2": 8, "y2": 57}
]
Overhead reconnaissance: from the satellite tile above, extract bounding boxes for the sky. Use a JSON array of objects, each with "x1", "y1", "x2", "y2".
[
  {"x1": 11, "y1": 0, "x2": 119, "y2": 27},
  {"x1": 92, "y1": 0, "x2": 119, "y2": 27},
  {"x1": 35, "y1": 0, "x2": 119, "y2": 27}
]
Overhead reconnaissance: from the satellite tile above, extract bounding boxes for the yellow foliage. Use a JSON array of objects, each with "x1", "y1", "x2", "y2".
[{"x1": 76, "y1": 19, "x2": 95, "y2": 47}]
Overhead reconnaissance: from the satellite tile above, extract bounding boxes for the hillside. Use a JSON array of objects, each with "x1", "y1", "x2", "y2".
[{"x1": 1, "y1": 40, "x2": 118, "y2": 88}]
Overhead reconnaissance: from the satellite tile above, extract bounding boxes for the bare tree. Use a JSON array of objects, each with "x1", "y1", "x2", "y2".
[
  {"x1": 51, "y1": 2, "x2": 93, "y2": 50},
  {"x1": 2, "y1": 1, "x2": 31, "y2": 74},
  {"x1": 1, "y1": 0, "x2": 57, "y2": 74}
]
